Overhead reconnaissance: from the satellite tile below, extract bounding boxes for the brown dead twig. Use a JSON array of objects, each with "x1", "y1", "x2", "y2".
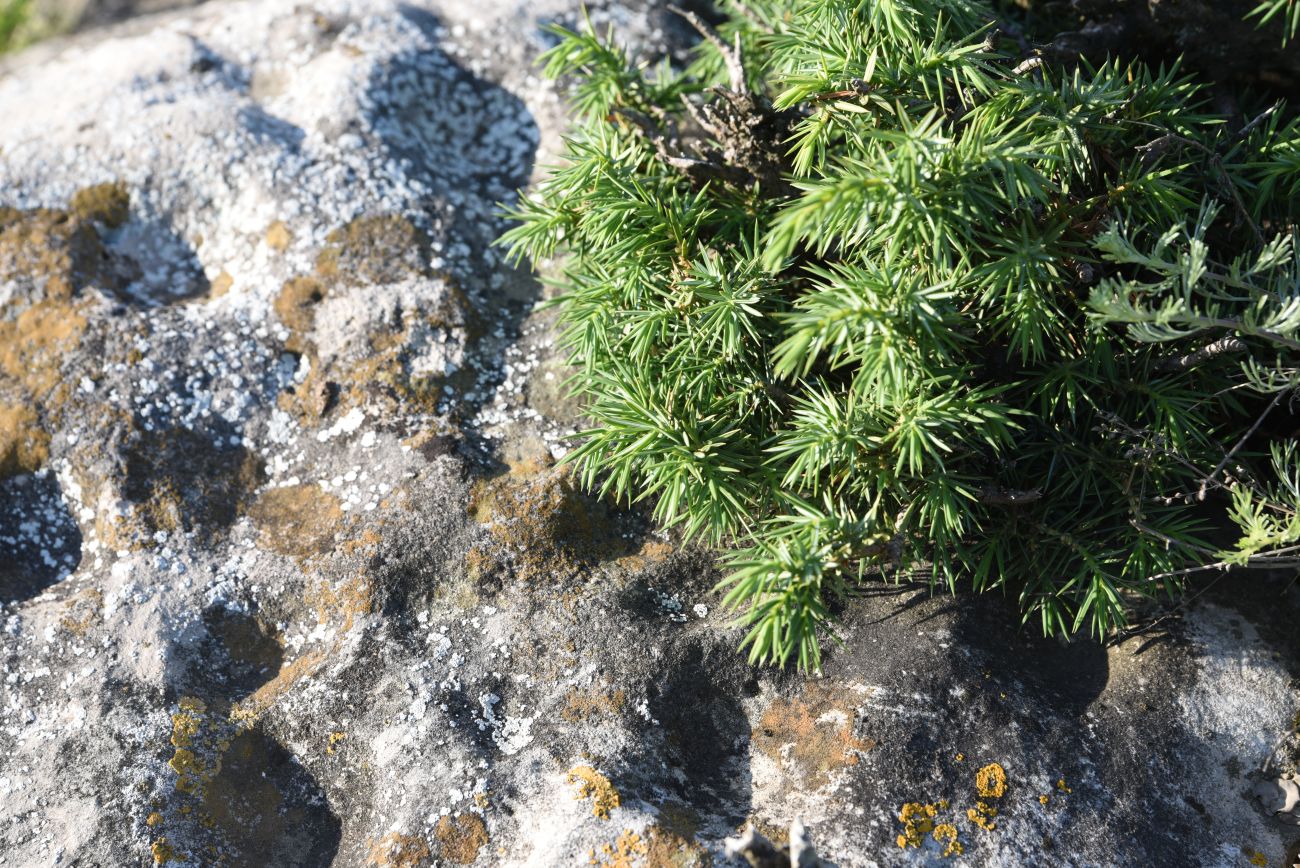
[{"x1": 612, "y1": 6, "x2": 799, "y2": 199}]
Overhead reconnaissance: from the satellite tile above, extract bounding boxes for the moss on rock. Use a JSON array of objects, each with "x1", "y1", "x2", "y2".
[
  {"x1": 0, "y1": 402, "x2": 50, "y2": 477},
  {"x1": 70, "y1": 181, "x2": 130, "y2": 228}
]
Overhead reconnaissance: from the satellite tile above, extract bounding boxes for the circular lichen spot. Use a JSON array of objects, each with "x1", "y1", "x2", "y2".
[{"x1": 975, "y1": 762, "x2": 1008, "y2": 799}]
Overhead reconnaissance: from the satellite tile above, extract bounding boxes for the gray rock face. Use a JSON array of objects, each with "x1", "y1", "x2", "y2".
[{"x1": 0, "y1": 2, "x2": 1297, "y2": 867}]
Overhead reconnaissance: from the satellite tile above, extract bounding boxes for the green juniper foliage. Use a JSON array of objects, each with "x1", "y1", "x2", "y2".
[{"x1": 503, "y1": 0, "x2": 1300, "y2": 670}]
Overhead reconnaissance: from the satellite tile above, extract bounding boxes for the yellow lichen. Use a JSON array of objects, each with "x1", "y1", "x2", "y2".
[
  {"x1": 146, "y1": 811, "x2": 163, "y2": 827},
  {"x1": 327, "y1": 731, "x2": 346, "y2": 755},
  {"x1": 1245, "y1": 849, "x2": 1268, "y2": 867},
  {"x1": 590, "y1": 830, "x2": 647, "y2": 868},
  {"x1": 967, "y1": 801, "x2": 998, "y2": 831},
  {"x1": 151, "y1": 837, "x2": 181, "y2": 865},
  {"x1": 434, "y1": 813, "x2": 488, "y2": 864},
  {"x1": 170, "y1": 696, "x2": 206, "y2": 749},
  {"x1": 932, "y1": 822, "x2": 964, "y2": 857},
  {"x1": 896, "y1": 801, "x2": 939, "y2": 849},
  {"x1": 975, "y1": 763, "x2": 1008, "y2": 799},
  {"x1": 568, "y1": 765, "x2": 620, "y2": 820},
  {"x1": 0, "y1": 402, "x2": 49, "y2": 477},
  {"x1": 1056, "y1": 777, "x2": 1072, "y2": 794}
]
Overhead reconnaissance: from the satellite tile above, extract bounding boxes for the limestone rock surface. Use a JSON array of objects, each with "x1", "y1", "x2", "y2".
[{"x1": 0, "y1": 2, "x2": 1297, "y2": 867}]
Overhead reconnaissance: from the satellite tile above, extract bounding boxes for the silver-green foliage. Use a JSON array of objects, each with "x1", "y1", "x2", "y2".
[{"x1": 503, "y1": 0, "x2": 1300, "y2": 670}]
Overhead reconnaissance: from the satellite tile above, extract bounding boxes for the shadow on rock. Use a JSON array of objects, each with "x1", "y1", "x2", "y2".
[
  {"x1": 121, "y1": 422, "x2": 265, "y2": 540},
  {"x1": 0, "y1": 471, "x2": 83, "y2": 602},
  {"x1": 948, "y1": 592, "x2": 1110, "y2": 719},
  {"x1": 201, "y1": 726, "x2": 342, "y2": 868},
  {"x1": 159, "y1": 603, "x2": 341, "y2": 866},
  {"x1": 647, "y1": 641, "x2": 753, "y2": 826}
]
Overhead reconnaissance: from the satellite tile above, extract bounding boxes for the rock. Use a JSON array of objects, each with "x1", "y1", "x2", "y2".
[{"x1": 0, "y1": 1, "x2": 1297, "y2": 867}]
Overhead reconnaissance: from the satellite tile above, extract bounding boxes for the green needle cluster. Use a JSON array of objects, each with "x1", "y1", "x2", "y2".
[{"x1": 503, "y1": 0, "x2": 1300, "y2": 670}]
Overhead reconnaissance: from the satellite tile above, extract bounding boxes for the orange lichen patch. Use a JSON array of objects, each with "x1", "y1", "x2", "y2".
[
  {"x1": 568, "y1": 765, "x2": 620, "y2": 820},
  {"x1": 561, "y1": 688, "x2": 627, "y2": 723},
  {"x1": 230, "y1": 650, "x2": 326, "y2": 723},
  {"x1": 367, "y1": 832, "x2": 432, "y2": 867},
  {"x1": 589, "y1": 830, "x2": 647, "y2": 868},
  {"x1": 975, "y1": 763, "x2": 1008, "y2": 799},
  {"x1": 0, "y1": 207, "x2": 114, "y2": 303},
  {"x1": 339, "y1": 528, "x2": 384, "y2": 557},
  {"x1": 468, "y1": 462, "x2": 629, "y2": 584},
  {"x1": 434, "y1": 813, "x2": 489, "y2": 864},
  {"x1": 0, "y1": 301, "x2": 90, "y2": 397},
  {"x1": 753, "y1": 683, "x2": 875, "y2": 788},
  {"x1": 70, "y1": 181, "x2": 130, "y2": 228},
  {"x1": 265, "y1": 221, "x2": 293, "y2": 252},
  {"x1": 146, "y1": 811, "x2": 163, "y2": 827},
  {"x1": 967, "y1": 801, "x2": 998, "y2": 832},
  {"x1": 248, "y1": 484, "x2": 345, "y2": 560},
  {"x1": 305, "y1": 575, "x2": 374, "y2": 632},
  {"x1": 0, "y1": 402, "x2": 50, "y2": 477},
  {"x1": 1038, "y1": 794, "x2": 1050, "y2": 806}
]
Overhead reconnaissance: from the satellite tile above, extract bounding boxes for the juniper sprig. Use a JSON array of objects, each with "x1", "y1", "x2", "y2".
[{"x1": 503, "y1": 0, "x2": 1300, "y2": 670}]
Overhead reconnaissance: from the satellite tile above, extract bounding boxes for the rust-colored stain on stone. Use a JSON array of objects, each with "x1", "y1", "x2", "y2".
[
  {"x1": 367, "y1": 832, "x2": 431, "y2": 867},
  {"x1": 561, "y1": 687, "x2": 626, "y2": 723},
  {"x1": 753, "y1": 683, "x2": 875, "y2": 787}
]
